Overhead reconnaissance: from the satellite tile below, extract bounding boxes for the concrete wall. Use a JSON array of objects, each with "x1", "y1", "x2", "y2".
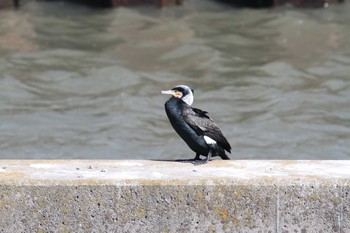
[{"x1": 0, "y1": 160, "x2": 349, "y2": 232}]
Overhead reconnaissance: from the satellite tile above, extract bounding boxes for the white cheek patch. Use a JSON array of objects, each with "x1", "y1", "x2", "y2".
[
  {"x1": 182, "y1": 93, "x2": 193, "y2": 106},
  {"x1": 204, "y1": 135, "x2": 217, "y2": 145}
]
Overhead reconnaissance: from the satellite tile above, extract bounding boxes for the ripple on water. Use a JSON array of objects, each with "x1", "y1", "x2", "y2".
[{"x1": 0, "y1": 1, "x2": 349, "y2": 159}]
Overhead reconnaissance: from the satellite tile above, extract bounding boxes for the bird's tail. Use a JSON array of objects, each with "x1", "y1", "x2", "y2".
[
  {"x1": 209, "y1": 144, "x2": 231, "y2": 160},
  {"x1": 217, "y1": 146, "x2": 230, "y2": 160},
  {"x1": 220, "y1": 153, "x2": 231, "y2": 160}
]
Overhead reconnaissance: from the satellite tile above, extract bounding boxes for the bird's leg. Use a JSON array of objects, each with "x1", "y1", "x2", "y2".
[
  {"x1": 192, "y1": 150, "x2": 212, "y2": 165},
  {"x1": 194, "y1": 153, "x2": 201, "y2": 160}
]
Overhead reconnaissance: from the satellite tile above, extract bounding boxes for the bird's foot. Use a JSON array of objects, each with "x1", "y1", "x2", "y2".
[
  {"x1": 175, "y1": 158, "x2": 210, "y2": 165},
  {"x1": 175, "y1": 159, "x2": 198, "y2": 163},
  {"x1": 176, "y1": 153, "x2": 202, "y2": 163},
  {"x1": 176, "y1": 151, "x2": 212, "y2": 165},
  {"x1": 191, "y1": 159, "x2": 210, "y2": 165},
  {"x1": 192, "y1": 150, "x2": 212, "y2": 166}
]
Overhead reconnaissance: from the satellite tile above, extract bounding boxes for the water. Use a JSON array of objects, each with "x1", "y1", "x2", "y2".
[{"x1": 0, "y1": 1, "x2": 349, "y2": 160}]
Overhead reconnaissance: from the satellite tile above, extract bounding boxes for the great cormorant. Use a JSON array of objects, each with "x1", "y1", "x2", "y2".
[{"x1": 161, "y1": 85, "x2": 231, "y2": 165}]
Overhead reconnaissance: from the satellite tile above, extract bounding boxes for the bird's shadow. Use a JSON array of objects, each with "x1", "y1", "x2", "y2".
[
  {"x1": 150, "y1": 159, "x2": 195, "y2": 163},
  {"x1": 150, "y1": 159, "x2": 212, "y2": 165}
]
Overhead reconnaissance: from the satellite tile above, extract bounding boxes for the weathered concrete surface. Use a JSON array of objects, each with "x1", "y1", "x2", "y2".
[{"x1": 0, "y1": 160, "x2": 349, "y2": 232}]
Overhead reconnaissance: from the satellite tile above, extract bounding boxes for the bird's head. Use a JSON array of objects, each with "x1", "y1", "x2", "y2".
[{"x1": 161, "y1": 85, "x2": 194, "y2": 106}]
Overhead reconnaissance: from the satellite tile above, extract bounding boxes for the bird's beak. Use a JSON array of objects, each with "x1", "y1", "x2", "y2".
[{"x1": 161, "y1": 90, "x2": 175, "y2": 95}]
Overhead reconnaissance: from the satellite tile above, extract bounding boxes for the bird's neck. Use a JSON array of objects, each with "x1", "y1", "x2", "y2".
[{"x1": 165, "y1": 97, "x2": 187, "y2": 114}]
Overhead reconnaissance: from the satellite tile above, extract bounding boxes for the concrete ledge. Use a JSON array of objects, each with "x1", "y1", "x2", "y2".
[{"x1": 0, "y1": 160, "x2": 349, "y2": 232}]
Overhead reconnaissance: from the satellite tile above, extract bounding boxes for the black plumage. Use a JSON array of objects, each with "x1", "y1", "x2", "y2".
[{"x1": 161, "y1": 85, "x2": 231, "y2": 165}]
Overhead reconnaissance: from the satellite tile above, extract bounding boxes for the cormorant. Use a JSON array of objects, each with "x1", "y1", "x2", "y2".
[{"x1": 161, "y1": 85, "x2": 231, "y2": 165}]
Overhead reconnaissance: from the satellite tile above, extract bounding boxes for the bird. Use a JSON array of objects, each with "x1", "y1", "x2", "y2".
[{"x1": 161, "y1": 85, "x2": 231, "y2": 165}]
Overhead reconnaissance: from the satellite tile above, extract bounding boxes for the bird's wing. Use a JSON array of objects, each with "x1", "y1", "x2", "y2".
[
  {"x1": 192, "y1": 107, "x2": 212, "y2": 120},
  {"x1": 183, "y1": 106, "x2": 231, "y2": 153}
]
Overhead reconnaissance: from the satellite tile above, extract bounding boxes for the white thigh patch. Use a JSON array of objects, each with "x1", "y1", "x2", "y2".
[{"x1": 204, "y1": 135, "x2": 217, "y2": 145}]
